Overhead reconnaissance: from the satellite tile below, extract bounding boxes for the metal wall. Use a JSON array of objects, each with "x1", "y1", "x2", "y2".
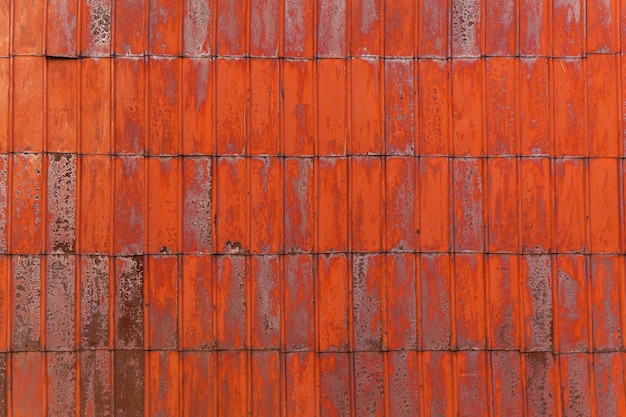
[{"x1": 1, "y1": 0, "x2": 625, "y2": 415}]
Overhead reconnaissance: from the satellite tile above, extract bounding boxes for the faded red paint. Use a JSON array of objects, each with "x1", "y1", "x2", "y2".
[{"x1": 1, "y1": 0, "x2": 626, "y2": 415}]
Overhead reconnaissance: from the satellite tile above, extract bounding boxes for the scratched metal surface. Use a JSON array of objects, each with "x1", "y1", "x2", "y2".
[{"x1": 0, "y1": 0, "x2": 625, "y2": 415}]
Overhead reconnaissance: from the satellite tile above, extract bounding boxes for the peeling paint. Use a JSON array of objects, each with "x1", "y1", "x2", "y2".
[
  {"x1": 115, "y1": 256, "x2": 144, "y2": 349},
  {"x1": 12, "y1": 255, "x2": 41, "y2": 351},
  {"x1": 46, "y1": 255, "x2": 76, "y2": 350},
  {"x1": 47, "y1": 154, "x2": 76, "y2": 254},
  {"x1": 81, "y1": 255, "x2": 109, "y2": 348}
]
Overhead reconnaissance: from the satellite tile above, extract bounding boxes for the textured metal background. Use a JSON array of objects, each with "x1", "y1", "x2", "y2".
[{"x1": 1, "y1": 0, "x2": 626, "y2": 415}]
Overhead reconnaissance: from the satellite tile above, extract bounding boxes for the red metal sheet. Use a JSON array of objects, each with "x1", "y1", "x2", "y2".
[
  {"x1": 521, "y1": 255, "x2": 553, "y2": 352},
  {"x1": 181, "y1": 255, "x2": 214, "y2": 349},
  {"x1": 524, "y1": 352, "x2": 558, "y2": 417},
  {"x1": 113, "y1": 156, "x2": 145, "y2": 255},
  {"x1": 216, "y1": 59, "x2": 247, "y2": 155},
  {"x1": 520, "y1": 158, "x2": 552, "y2": 253},
  {"x1": 249, "y1": 158, "x2": 283, "y2": 254},
  {"x1": 12, "y1": 256, "x2": 42, "y2": 351},
  {"x1": 317, "y1": 157, "x2": 348, "y2": 252},
  {"x1": 13, "y1": 352, "x2": 44, "y2": 416},
  {"x1": 0, "y1": 60, "x2": 8, "y2": 153},
  {"x1": 351, "y1": 0, "x2": 381, "y2": 55},
  {"x1": 385, "y1": 157, "x2": 416, "y2": 252},
  {"x1": 215, "y1": 157, "x2": 247, "y2": 252},
  {"x1": 352, "y1": 254, "x2": 382, "y2": 350},
  {"x1": 384, "y1": 0, "x2": 414, "y2": 56},
  {"x1": 384, "y1": 59, "x2": 415, "y2": 155},
  {"x1": 182, "y1": 352, "x2": 215, "y2": 416},
  {"x1": 317, "y1": 0, "x2": 347, "y2": 57},
  {"x1": 385, "y1": 254, "x2": 417, "y2": 350},
  {"x1": 148, "y1": 0, "x2": 181, "y2": 55},
  {"x1": 418, "y1": 0, "x2": 448, "y2": 57},
  {"x1": 79, "y1": 155, "x2": 111, "y2": 253},
  {"x1": 81, "y1": 59, "x2": 112, "y2": 154},
  {"x1": 587, "y1": 54, "x2": 620, "y2": 157},
  {"x1": 114, "y1": 256, "x2": 144, "y2": 349},
  {"x1": 182, "y1": 58, "x2": 214, "y2": 154},
  {"x1": 251, "y1": 351, "x2": 281, "y2": 416},
  {"x1": 452, "y1": 59, "x2": 483, "y2": 156},
  {"x1": 350, "y1": 156, "x2": 382, "y2": 252},
  {"x1": 351, "y1": 58, "x2": 382, "y2": 154},
  {"x1": 556, "y1": 255, "x2": 590, "y2": 353},
  {"x1": 80, "y1": 255, "x2": 110, "y2": 349},
  {"x1": 249, "y1": 60, "x2": 279, "y2": 155},
  {"x1": 420, "y1": 253, "x2": 451, "y2": 350},
  {"x1": 46, "y1": 154, "x2": 77, "y2": 254},
  {"x1": 318, "y1": 254, "x2": 349, "y2": 351},
  {"x1": 454, "y1": 253, "x2": 486, "y2": 349},
  {"x1": 419, "y1": 157, "x2": 450, "y2": 251},
  {"x1": 421, "y1": 351, "x2": 455, "y2": 416},
  {"x1": 451, "y1": 0, "x2": 482, "y2": 57},
  {"x1": 182, "y1": 157, "x2": 213, "y2": 253},
  {"x1": 519, "y1": 0, "x2": 549, "y2": 55},
  {"x1": 487, "y1": 255, "x2": 520, "y2": 350},
  {"x1": 491, "y1": 351, "x2": 523, "y2": 416},
  {"x1": 114, "y1": 350, "x2": 144, "y2": 417},
  {"x1": 284, "y1": 0, "x2": 314, "y2": 57},
  {"x1": 554, "y1": 159, "x2": 587, "y2": 253},
  {"x1": 216, "y1": 0, "x2": 246, "y2": 55},
  {"x1": 485, "y1": 0, "x2": 517, "y2": 55},
  {"x1": 47, "y1": 59, "x2": 79, "y2": 153},
  {"x1": 114, "y1": 58, "x2": 146, "y2": 154},
  {"x1": 46, "y1": 255, "x2": 76, "y2": 350},
  {"x1": 284, "y1": 255, "x2": 314, "y2": 350},
  {"x1": 560, "y1": 354, "x2": 592, "y2": 416},
  {"x1": 284, "y1": 158, "x2": 314, "y2": 252},
  {"x1": 13, "y1": 0, "x2": 44, "y2": 54},
  {"x1": 486, "y1": 57, "x2": 517, "y2": 155},
  {"x1": 13, "y1": 57, "x2": 44, "y2": 152},
  {"x1": 148, "y1": 57, "x2": 181, "y2": 156},
  {"x1": 0, "y1": 257, "x2": 7, "y2": 351},
  {"x1": 317, "y1": 59, "x2": 347, "y2": 155},
  {"x1": 519, "y1": 58, "x2": 549, "y2": 156},
  {"x1": 46, "y1": 0, "x2": 78, "y2": 56},
  {"x1": 11, "y1": 155, "x2": 44, "y2": 254},
  {"x1": 47, "y1": 352, "x2": 77, "y2": 416},
  {"x1": 387, "y1": 350, "x2": 419, "y2": 416},
  {"x1": 319, "y1": 352, "x2": 351, "y2": 415},
  {"x1": 250, "y1": 255, "x2": 281, "y2": 349},
  {"x1": 285, "y1": 352, "x2": 316, "y2": 417},
  {"x1": 552, "y1": 0, "x2": 583, "y2": 56},
  {"x1": 283, "y1": 61, "x2": 315, "y2": 155},
  {"x1": 487, "y1": 158, "x2": 518, "y2": 252},
  {"x1": 5, "y1": 1, "x2": 626, "y2": 415},
  {"x1": 147, "y1": 256, "x2": 178, "y2": 349},
  {"x1": 147, "y1": 351, "x2": 180, "y2": 416},
  {"x1": 590, "y1": 255, "x2": 623, "y2": 351},
  {"x1": 80, "y1": 0, "x2": 111, "y2": 55},
  {"x1": 249, "y1": 0, "x2": 279, "y2": 56},
  {"x1": 354, "y1": 352, "x2": 385, "y2": 416},
  {"x1": 147, "y1": 158, "x2": 180, "y2": 254},
  {"x1": 80, "y1": 349, "x2": 113, "y2": 416},
  {"x1": 217, "y1": 351, "x2": 247, "y2": 417},
  {"x1": 114, "y1": 0, "x2": 146, "y2": 54},
  {"x1": 216, "y1": 255, "x2": 247, "y2": 349},
  {"x1": 183, "y1": 0, "x2": 213, "y2": 56},
  {"x1": 418, "y1": 59, "x2": 450, "y2": 155},
  {"x1": 553, "y1": 59, "x2": 585, "y2": 157}
]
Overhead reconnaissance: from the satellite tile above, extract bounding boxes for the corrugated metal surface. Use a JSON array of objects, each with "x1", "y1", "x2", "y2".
[{"x1": 1, "y1": 0, "x2": 626, "y2": 415}]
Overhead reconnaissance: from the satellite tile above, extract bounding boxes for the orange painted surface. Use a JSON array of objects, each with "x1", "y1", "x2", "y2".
[{"x1": 1, "y1": 0, "x2": 626, "y2": 415}]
